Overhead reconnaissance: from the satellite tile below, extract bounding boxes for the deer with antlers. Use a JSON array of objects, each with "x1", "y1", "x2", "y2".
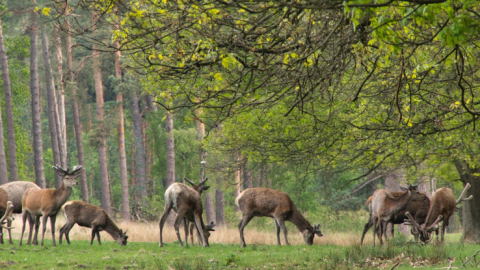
[
  {"x1": 0, "y1": 181, "x2": 40, "y2": 244},
  {"x1": 159, "y1": 178, "x2": 215, "y2": 247},
  {"x1": 405, "y1": 183, "x2": 472, "y2": 243},
  {"x1": 360, "y1": 186, "x2": 430, "y2": 245},
  {"x1": 19, "y1": 165, "x2": 82, "y2": 246},
  {"x1": 0, "y1": 201, "x2": 15, "y2": 238},
  {"x1": 236, "y1": 187, "x2": 322, "y2": 247}
]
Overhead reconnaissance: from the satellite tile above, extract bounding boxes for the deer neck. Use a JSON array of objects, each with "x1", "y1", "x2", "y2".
[
  {"x1": 53, "y1": 181, "x2": 72, "y2": 206},
  {"x1": 386, "y1": 190, "x2": 411, "y2": 215},
  {"x1": 289, "y1": 205, "x2": 312, "y2": 233},
  {"x1": 104, "y1": 216, "x2": 122, "y2": 238}
]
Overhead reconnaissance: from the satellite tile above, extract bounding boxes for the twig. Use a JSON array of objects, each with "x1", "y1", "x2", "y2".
[
  {"x1": 390, "y1": 262, "x2": 400, "y2": 270},
  {"x1": 461, "y1": 249, "x2": 480, "y2": 268}
]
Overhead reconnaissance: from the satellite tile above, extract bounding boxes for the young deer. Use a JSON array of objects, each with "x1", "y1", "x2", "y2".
[
  {"x1": 59, "y1": 201, "x2": 128, "y2": 246},
  {"x1": 406, "y1": 183, "x2": 472, "y2": 243},
  {"x1": 19, "y1": 165, "x2": 82, "y2": 246},
  {"x1": 159, "y1": 178, "x2": 213, "y2": 247},
  {"x1": 236, "y1": 188, "x2": 322, "y2": 247},
  {"x1": 0, "y1": 181, "x2": 40, "y2": 244},
  {"x1": 360, "y1": 186, "x2": 430, "y2": 245}
]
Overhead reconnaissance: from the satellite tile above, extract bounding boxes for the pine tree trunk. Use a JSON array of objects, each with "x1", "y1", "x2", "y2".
[
  {"x1": 454, "y1": 160, "x2": 480, "y2": 243},
  {"x1": 53, "y1": 25, "x2": 67, "y2": 167},
  {"x1": 132, "y1": 90, "x2": 147, "y2": 199},
  {"x1": 40, "y1": 27, "x2": 62, "y2": 187},
  {"x1": 65, "y1": 13, "x2": 88, "y2": 202},
  {"x1": 0, "y1": 17, "x2": 17, "y2": 182},
  {"x1": 234, "y1": 153, "x2": 242, "y2": 211},
  {"x1": 114, "y1": 39, "x2": 130, "y2": 221},
  {"x1": 204, "y1": 193, "x2": 215, "y2": 224},
  {"x1": 29, "y1": 11, "x2": 46, "y2": 188},
  {"x1": 165, "y1": 112, "x2": 175, "y2": 187},
  {"x1": 215, "y1": 178, "x2": 225, "y2": 227},
  {"x1": 92, "y1": 11, "x2": 111, "y2": 214}
]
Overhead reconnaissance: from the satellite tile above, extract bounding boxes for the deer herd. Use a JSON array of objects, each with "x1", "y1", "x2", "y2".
[{"x1": 0, "y1": 165, "x2": 474, "y2": 248}]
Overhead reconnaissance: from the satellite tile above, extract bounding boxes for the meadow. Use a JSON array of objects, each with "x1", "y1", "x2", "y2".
[{"x1": 1, "y1": 211, "x2": 479, "y2": 269}]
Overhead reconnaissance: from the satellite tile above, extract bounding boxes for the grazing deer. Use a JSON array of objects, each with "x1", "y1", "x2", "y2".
[
  {"x1": 0, "y1": 181, "x2": 40, "y2": 244},
  {"x1": 236, "y1": 188, "x2": 322, "y2": 247},
  {"x1": 59, "y1": 201, "x2": 128, "y2": 246},
  {"x1": 405, "y1": 183, "x2": 472, "y2": 243},
  {"x1": 159, "y1": 178, "x2": 213, "y2": 247},
  {"x1": 0, "y1": 201, "x2": 15, "y2": 238},
  {"x1": 360, "y1": 186, "x2": 430, "y2": 245},
  {"x1": 19, "y1": 165, "x2": 82, "y2": 246},
  {"x1": 370, "y1": 187, "x2": 426, "y2": 246}
]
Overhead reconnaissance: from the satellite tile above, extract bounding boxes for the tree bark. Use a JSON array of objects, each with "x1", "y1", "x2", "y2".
[
  {"x1": 40, "y1": 27, "x2": 62, "y2": 187},
  {"x1": 0, "y1": 16, "x2": 17, "y2": 182},
  {"x1": 132, "y1": 89, "x2": 147, "y2": 200},
  {"x1": 165, "y1": 112, "x2": 175, "y2": 187},
  {"x1": 454, "y1": 160, "x2": 480, "y2": 243},
  {"x1": 92, "y1": 11, "x2": 111, "y2": 214},
  {"x1": 114, "y1": 37, "x2": 130, "y2": 221},
  {"x1": 204, "y1": 193, "x2": 215, "y2": 224},
  {"x1": 234, "y1": 153, "x2": 242, "y2": 211},
  {"x1": 215, "y1": 177, "x2": 225, "y2": 227},
  {"x1": 65, "y1": 12, "x2": 88, "y2": 202},
  {"x1": 29, "y1": 10, "x2": 46, "y2": 188},
  {"x1": 53, "y1": 25, "x2": 67, "y2": 167}
]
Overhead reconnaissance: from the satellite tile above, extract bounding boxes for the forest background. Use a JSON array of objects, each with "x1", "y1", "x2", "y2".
[{"x1": 0, "y1": 0, "x2": 479, "y2": 243}]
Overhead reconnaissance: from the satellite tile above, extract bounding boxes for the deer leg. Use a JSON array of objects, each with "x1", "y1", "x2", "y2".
[
  {"x1": 193, "y1": 214, "x2": 207, "y2": 247},
  {"x1": 275, "y1": 217, "x2": 289, "y2": 246},
  {"x1": 64, "y1": 223, "x2": 75, "y2": 245},
  {"x1": 182, "y1": 218, "x2": 189, "y2": 247},
  {"x1": 189, "y1": 222, "x2": 195, "y2": 245},
  {"x1": 441, "y1": 222, "x2": 446, "y2": 243},
  {"x1": 90, "y1": 226, "x2": 97, "y2": 245},
  {"x1": 19, "y1": 211, "x2": 28, "y2": 246},
  {"x1": 0, "y1": 226, "x2": 3, "y2": 244},
  {"x1": 50, "y1": 215, "x2": 57, "y2": 246},
  {"x1": 32, "y1": 215, "x2": 40, "y2": 245},
  {"x1": 372, "y1": 216, "x2": 377, "y2": 247},
  {"x1": 238, "y1": 213, "x2": 254, "y2": 248},
  {"x1": 59, "y1": 224, "x2": 66, "y2": 244},
  {"x1": 383, "y1": 221, "x2": 389, "y2": 244},
  {"x1": 7, "y1": 219, "x2": 13, "y2": 245},
  {"x1": 40, "y1": 215, "x2": 48, "y2": 246},
  {"x1": 390, "y1": 221, "x2": 395, "y2": 241},
  {"x1": 174, "y1": 214, "x2": 185, "y2": 247},
  {"x1": 360, "y1": 217, "x2": 374, "y2": 245},
  {"x1": 96, "y1": 230, "x2": 101, "y2": 245},
  {"x1": 378, "y1": 219, "x2": 384, "y2": 246},
  {"x1": 274, "y1": 219, "x2": 281, "y2": 245},
  {"x1": 158, "y1": 202, "x2": 173, "y2": 247}
]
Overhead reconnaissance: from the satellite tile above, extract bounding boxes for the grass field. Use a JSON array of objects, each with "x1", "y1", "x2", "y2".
[{"x1": 1, "y1": 214, "x2": 479, "y2": 269}]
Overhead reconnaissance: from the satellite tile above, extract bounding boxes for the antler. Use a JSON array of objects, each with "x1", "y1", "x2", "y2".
[
  {"x1": 404, "y1": 212, "x2": 422, "y2": 231},
  {"x1": 431, "y1": 178, "x2": 437, "y2": 193},
  {"x1": 198, "y1": 177, "x2": 209, "y2": 186},
  {"x1": 52, "y1": 164, "x2": 69, "y2": 174},
  {"x1": 184, "y1": 177, "x2": 195, "y2": 186},
  {"x1": 70, "y1": 165, "x2": 83, "y2": 175},
  {"x1": 456, "y1": 183, "x2": 473, "y2": 205},
  {"x1": 0, "y1": 201, "x2": 15, "y2": 230},
  {"x1": 426, "y1": 215, "x2": 443, "y2": 232}
]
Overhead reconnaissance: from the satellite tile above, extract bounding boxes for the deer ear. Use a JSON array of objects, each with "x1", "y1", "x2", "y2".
[{"x1": 202, "y1": 185, "x2": 210, "y2": 191}]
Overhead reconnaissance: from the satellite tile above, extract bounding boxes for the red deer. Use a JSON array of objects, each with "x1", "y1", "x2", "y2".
[
  {"x1": 59, "y1": 201, "x2": 128, "y2": 245},
  {"x1": 159, "y1": 178, "x2": 213, "y2": 247},
  {"x1": 235, "y1": 188, "x2": 322, "y2": 247},
  {"x1": 0, "y1": 201, "x2": 15, "y2": 238},
  {"x1": 360, "y1": 186, "x2": 430, "y2": 245},
  {"x1": 19, "y1": 165, "x2": 82, "y2": 246},
  {"x1": 406, "y1": 183, "x2": 472, "y2": 243},
  {"x1": 370, "y1": 187, "x2": 426, "y2": 246},
  {"x1": 0, "y1": 181, "x2": 40, "y2": 244}
]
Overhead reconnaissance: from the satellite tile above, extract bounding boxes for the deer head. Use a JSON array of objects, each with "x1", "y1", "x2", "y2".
[
  {"x1": 405, "y1": 211, "x2": 442, "y2": 243},
  {"x1": 184, "y1": 177, "x2": 210, "y2": 194},
  {"x1": 303, "y1": 224, "x2": 322, "y2": 245},
  {"x1": 53, "y1": 165, "x2": 82, "y2": 188},
  {"x1": 116, "y1": 229, "x2": 128, "y2": 246}
]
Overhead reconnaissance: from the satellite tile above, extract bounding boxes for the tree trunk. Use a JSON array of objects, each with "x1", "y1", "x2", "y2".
[
  {"x1": 245, "y1": 169, "x2": 252, "y2": 189},
  {"x1": 454, "y1": 160, "x2": 480, "y2": 243},
  {"x1": 29, "y1": 11, "x2": 46, "y2": 188},
  {"x1": 165, "y1": 112, "x2": 175, "y2": 187},
  {"x1": 40, "y1": 27, "x2": 62, "y2": 187},
  {"x1": 54, "y1": 25, "x2": 67, "y2": 167},
  {"x1": 114, "y1": 38, "x2": 130, "y2": 221},
  {"x1": 132, "y1": 89, "x2": 147, "y2": 200},
  {"x1": 0, "y1": 16, "x2": 17, "y2": 182},
  {"x1": 215, "y1": 177, "x2": 225, "y2": 227},
  {"x1": 92, "y1": 11, "x2": 111, "y2": 214},
  {"x1": 204, "y1": 193, "x2": 215, "y2": 224},
  {"x1": 65, "y1": 13, "x2": 88, "y2": 202},
  {"x1": 234, "y1": 153, "x2": 242, "y2": 211}
]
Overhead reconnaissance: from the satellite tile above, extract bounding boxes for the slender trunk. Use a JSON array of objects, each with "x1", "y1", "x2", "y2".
[
  {"x1": 234, "y1": 153, "x2": 242, "y2": 211},
  {"x1": 0, "y1": 17, "x2": 17, "y2": 182},
  {"x1": 132, "y1": 89, "x2": 147, "y2": 200},
  {"x1": 165, "y1": 112, "x2": 175, "y2": 187},
  {"x1": 30, "y1": 10, "x2": 45, "y2": 188},
  {"x1": 204, "y1": 193, "x2": 214, "y2": 224},
  {"x1": 114, "y1": 38, "x2": 130, "y2": 221},
  {"x1": 454, "y1": 160, "x2": 480, "y2": 243},
  {"x1": 54, "y1": 25, "x2": 67, "y2": 167},
  {"x1": 92, "y1": 11, "x2": 111, "y2": 214},
  {"x1": 215, "y1": 178, "x2": 225, "y2": 227},
  {"x1": 245, "y1": 170, "x2": 252, "y2": 189},
  {"x1": 65, "y1": 13, "x2": 88, "y2": 202},
  {"x1": 41, "y1": 27, "x2": 62, "y2": 187}
]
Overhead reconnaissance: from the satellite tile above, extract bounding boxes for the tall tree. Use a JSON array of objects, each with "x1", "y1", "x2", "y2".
[
  {"x1": 131, "y1": 88, "x2": 147, "y2": 199},
  {"x1": 165, "y1": 112, "x2": 175, "y2": 187},
  {"x1": 65, "y1": 11, "x2": 88, "y2": 202},
  {"x1": 53, "y1": 25, "x2": 67, "y2": 167},
  {"x1": 40, "y1": 26, "x2": 62, "y2": 187},
  {"x1": 29, "y1": 8, "x2": 45, "y2": 188},
  {"x1": 92, "y1": 10, "x2": 112, "y2": 214},
  {"x1": 0, "y1": 15, "x2": 18, "y2": 182},
  {"x1": 114, "y1": 29, "x2": 130, "y2": 221}
]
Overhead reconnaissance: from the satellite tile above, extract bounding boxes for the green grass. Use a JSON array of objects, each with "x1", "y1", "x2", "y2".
[{"x1": 1, "y1": 237, "x2": 480, "y2": 269}]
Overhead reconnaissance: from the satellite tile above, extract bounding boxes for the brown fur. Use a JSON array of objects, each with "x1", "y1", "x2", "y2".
[
  {"x1": 59, "y1": 201, "x2": 128, "y2": 245},
  {"x1": 0, "y1": 181, "x2": 40, "y2": 244},
  {"x1": 19, "y1": 165, "x2": 81, "y2": 246},
  {"x1": 159, "y1": 180, "x2": 212, "y2": 247},
  {"x1": 235, "y1": 188, "x2": 322, "y2": 247}
]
